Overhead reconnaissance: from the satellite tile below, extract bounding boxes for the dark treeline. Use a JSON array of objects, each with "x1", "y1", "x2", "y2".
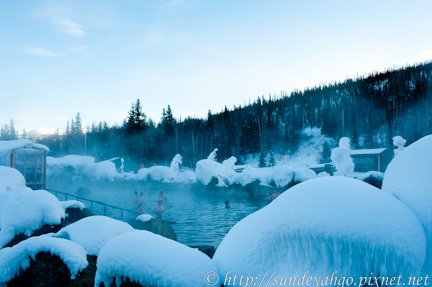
[{"x1": 3, "y1": 62, "x2": 432, "y2": 169}]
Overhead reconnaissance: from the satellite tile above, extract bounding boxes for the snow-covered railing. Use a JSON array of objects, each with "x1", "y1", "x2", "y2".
[{"x1": 46, "y1": 188, "x2": 138, "y2": 221}]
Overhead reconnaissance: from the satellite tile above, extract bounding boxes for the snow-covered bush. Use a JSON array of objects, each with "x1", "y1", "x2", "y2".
[
  {"x1": 382, "y1": 134, "x2": 432, "y2": 274},
  {"x1": 331, "y1": 137, "x2": 354, "y2": 175},
  {"x1": 213, "y1": 177, "x2": 426, "y2": 281},
  {"x1": 0, "y1": 190, "x2": 65, "y2": 248},
  {"x1": 55, "y1": 216, "x2": 134, "y2": 256},
  {"x1": 392, "y1": 135, "x2": 407, "y2": 156},
  {"x1": 95, "y1": 230, "x2": 219, "y2": 287},
  {"x1": 0, "y1": 235, "x2": 88, "y2": 284}
]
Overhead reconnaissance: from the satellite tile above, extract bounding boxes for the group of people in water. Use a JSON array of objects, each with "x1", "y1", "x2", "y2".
[{"x1": 135, "y1": 190, "x2": 167, "y2": 219}]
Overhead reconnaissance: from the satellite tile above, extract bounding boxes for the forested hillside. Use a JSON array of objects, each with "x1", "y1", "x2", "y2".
[{"x1": 3, "y1": 62, "x2": 432, "y2": 168}]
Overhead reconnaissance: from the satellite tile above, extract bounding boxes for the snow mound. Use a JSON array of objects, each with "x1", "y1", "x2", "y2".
[
  {"x1": 0, "y1": 190, "x2": 65, "y2": 248},
  {"x1": 95, "y1": 230, "x2": 219, "y2": 287},
  {"x1": 136, "y1": 214, "x2": 154, "y2": 223},
  {"x1": 0, "y1": 166, "x2": 27, "y2": 192},
  {"x1": 196, "y1": 149, "x2": 235, "y2": 186},
  {"x1": 382, "y1": 134, "x2": 432, "y2": 274},
  {"x1": 55, "y1": 216, "x2": 134, "y2": 256},
  {"x1": 214, "y1": 177, "x2": 426, "y2": 281},
  {"x1": 136, "y1": 154, "x2": 196, "y2": 183},
  {"x1": 0, "y1": 235, "x2": 88, "y2": 284},
  {"x1": 61, "y1": 200, "x2": 86, "y2": 210}
]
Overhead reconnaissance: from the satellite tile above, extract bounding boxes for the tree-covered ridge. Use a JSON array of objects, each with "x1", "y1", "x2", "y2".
[{"x1": 4, "y1": 62, "x2": 432, "y2": 169}]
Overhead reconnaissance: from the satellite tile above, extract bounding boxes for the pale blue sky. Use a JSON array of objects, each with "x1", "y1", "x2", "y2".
[{"x1": 1, "y1": 0, "x2": 432, "y2": 134}]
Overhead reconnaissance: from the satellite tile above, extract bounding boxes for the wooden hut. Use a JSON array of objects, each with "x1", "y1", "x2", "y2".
[
  {"x1": 0, "y1": 140, "x2": 49, "y2": 190},
  {"x1": 350, "y1": 148, "x2": 393, "y2": 172}
]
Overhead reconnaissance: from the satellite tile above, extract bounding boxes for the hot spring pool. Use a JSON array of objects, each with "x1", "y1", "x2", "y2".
[{"x1": 47, "y1": 176, "x2": 272, "y2": 247}]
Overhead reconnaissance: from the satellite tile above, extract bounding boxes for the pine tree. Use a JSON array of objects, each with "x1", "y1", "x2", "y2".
[
  {"x1": 126, "y1": 99, "x2": 147, "y2": 133},
  {"x1": 268, "y1": 150, "x2": 276, "y2": 167},
  {"x1": 259, "y1": 150, "x2": 267, "y2": 167}
]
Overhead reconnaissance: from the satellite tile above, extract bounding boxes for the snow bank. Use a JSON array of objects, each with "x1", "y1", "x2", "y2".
[
  {"x1": 47, "y1": 155, "x2": 119, "y2": 180},
  {"x1": 95, "y1": 230, "x2": 219, "y2": 287},
  {"x1": 382, "y1": 135, "x2": 432, "y2": 274},
  {"x1": 214, "y1": 177, "x2": 426, "y2": 281},
  {"x1": 0, "y1": 166, "x2": 27, "y2": 192},
  {"x1": 55, "y1": 216, "x2": 134, "y2": 256},
  {"x1": 331, "y1": 137, "x2": 354, "y2": 176},
  {"x1": 0, "y1": 190, "x2": 65, "y2": 248},
  {"x1": 233, "y1": 166, "x2": 315, "y2": 188},
  {"x1": 0, "y1": 235, "x2": 88, "y2": 284}
]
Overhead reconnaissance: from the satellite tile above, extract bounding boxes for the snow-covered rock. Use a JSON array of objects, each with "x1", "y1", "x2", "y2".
[
  {"x1": 95, "y1": 230, "x2": 219, "y2": 287},
  {"x1": 0, "y1": 166, "x2": 27, "y2": 192},
  {"x1": 382, "y1": 134, "x2": 432, "y2": 274},
  {"x1": 0, "y1": 235, "x2": 88, "y2": 284},
  {"x1": 55, "y1": 216, "x2": 134, "y2": 256},
  {"x1": 214, "y1": 177, "x2": 426, "y2": 281},
  {"x1": 60, "y1": 200, "x2": 86, "y2": 210},
  {"x1": 136, "y1": 214, "x2": 154, "y2": 223},
  {"x1": 331, "y1": 137, "x2": 354, "y2": 175},
  {"x1": 0, "y1": 190, "x2": 65, "y2": 248}
]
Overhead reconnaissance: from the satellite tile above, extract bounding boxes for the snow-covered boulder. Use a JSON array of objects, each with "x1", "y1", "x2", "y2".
[
  {"x1": 0, "y1": 235, "x2": 88, "y2": 284},
  {"x1": 0, "y1": 166, "x2": 27, "y2": 192},
  {"x1": 95, "y1": 230, "x2": 219, "y2": 287},
  {"x1": 382, "y1": 135, "x2": 432, "y2": 274},
  {"x1": 0, "y1": 190, "x2": 65, "y2": 248},
  {"x1": 136, "y1": 213, "x2": 154, "y2": 223},
  {"x1": 214, "y1": 177, "x2": 426, "y2": 281},
  {"x1": 55, "y1": 216, "x2": 134, "y2": 256},
  {"x1": 331, "y1": 137, "x2": 354, "y2": 176}
]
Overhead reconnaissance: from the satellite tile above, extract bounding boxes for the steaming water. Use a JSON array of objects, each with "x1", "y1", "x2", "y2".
[{"x1": 48, "y1": 175, "x2": 270, "y2": 247}]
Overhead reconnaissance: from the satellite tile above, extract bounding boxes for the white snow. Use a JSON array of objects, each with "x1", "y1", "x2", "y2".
[
  {"x1": 136, "y1": 214, "x2": 154, "y2": 223},
  {"x1": 0, "y1": 235, "x2": 88, "y2": 284},
  {"x1": 331, "y1": 137, "x2": 354, "y2": 175},
  {"x1": 0, "y1": 190, "x2": 65, "y2": 248},
  {"x1": 95, "y1": 230, "x2": 219, "y2": 287},
  {"x1": 213, "y1": 177, "x2": 426, "y2": 281},
  {"x1": 55, "y1": 216, "x2": 134, "y2": 256},
  {"x1": 0, "y1": 166, "x2": 27, "y2": 192},
  {"x1": 0, "y1": 139, "x2": 49, "y2": 156},
  {"x1": 61, "y1": 200, "x2": 86, "y2": 210},
  {"x1": 382, "y1": 134, "x2": 432, "y2": 274}
]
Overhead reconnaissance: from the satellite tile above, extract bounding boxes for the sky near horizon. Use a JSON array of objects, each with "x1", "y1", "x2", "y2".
[{"x1": 1, "y1": 0, "x2": 432, "y2": 134}]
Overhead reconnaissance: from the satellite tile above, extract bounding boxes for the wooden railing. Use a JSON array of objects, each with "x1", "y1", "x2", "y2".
[{"x1": 46, "y1": 188, "x2": 138, "y2": 221}]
